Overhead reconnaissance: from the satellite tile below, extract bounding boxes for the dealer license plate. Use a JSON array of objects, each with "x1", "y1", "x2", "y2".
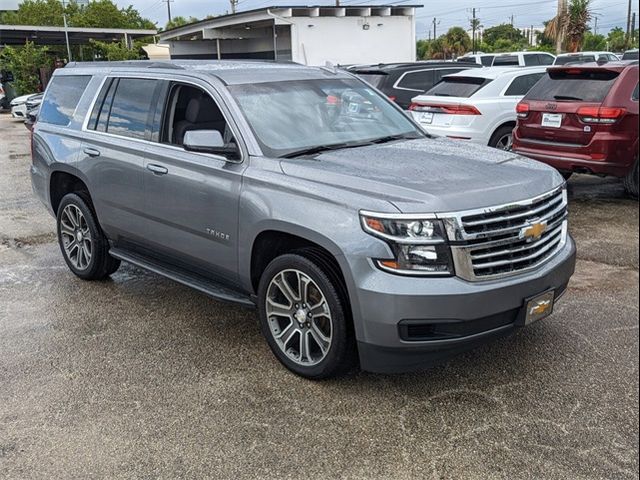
[
  {"x1": 541, "y1": 113, "x2": 562, "y2": 128},
  {"x1": 419, "y1": 112, "x2": 433, "y2": 124}
]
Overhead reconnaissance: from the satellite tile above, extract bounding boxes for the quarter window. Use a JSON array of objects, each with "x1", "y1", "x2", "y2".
[
  {"x1": 39, "y1": 75, "x2": 91, "y2": 126},
  {"x1": 504, "y1": 73, "x2": 545, "y2": 96},
  {"x1": 538, "y1": 54, "x2": 555, "y2": 65},
  {"x1": 633, "y1": 83, "x2": 639, "y2": 101},
  {"x1": 397, "y1": 70, "x2": 434, "y2": 91}
]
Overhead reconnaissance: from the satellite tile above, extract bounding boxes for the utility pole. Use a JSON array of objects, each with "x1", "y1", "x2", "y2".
[
  {"x1": 594, "y1": 16, "x2": 597, "y2": 34},
  {"x1": 510, "y1": 14, "x2": 514, "y2": 26},
  {"x1": 626, "y1": 0, "x2": 632, "y2": 46},
  {"x1": 433, "y1": 17, "x2": 437, "y2": 40},
  {"x1": 61, "y1": 0, "x2": 72, "y2": 62},
  {"x1": 472, "y1": 8, "x2": 476, "y2": 54},
  {"x1": 164, "y1": 0, "x2": 172, "y2": 23},
  {"x1": 335, "y1": 0, "x2": 340, "y2": 6},
  {"x1": 555, "y1": 0, "x2": 566, "y2": 54},
  {"x1": 632, "y1": 12, "x2": 637, "y2": 46},
  {"x1": 230, "y1": 0, "x2": 238, "y2": 14},
  {"x1": 530, "y1": 24, "x2": 534, "y2": 45}
]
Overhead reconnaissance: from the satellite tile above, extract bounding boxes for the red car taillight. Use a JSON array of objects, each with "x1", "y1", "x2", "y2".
[
  {"x1": 516, "y1": 102, "x2": 530, "y2": 118},
  {"x1": 409, "y1": 103, "x2": 481, "y2": 115},
  {"x1": 577, "y1": 106, "x2": 626, "y2": 124}
]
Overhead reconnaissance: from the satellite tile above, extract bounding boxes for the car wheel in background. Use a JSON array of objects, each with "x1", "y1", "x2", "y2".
[
  {"x1": 56, "y1": 193, "x2": 121, "y2": 280},
  {"x1": 489, "y1": 125, "x2": 514, "y2": 151},
  {"x1": 623, "y1": 158, "x2": 639, "y2": 198},
  {"x1": 257, "y1": 253, "x2": 355, "y2": 379}
]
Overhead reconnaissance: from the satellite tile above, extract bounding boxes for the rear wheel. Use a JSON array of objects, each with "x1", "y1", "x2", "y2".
[
  {"x1": 623, "y1": 158, "x2": 638, "y2": 199},
  {"x1": 56, "y1": 193, "x2": 120, "y2": 280},
  {"x1": 488, "y1": 125, "x2": 514, "y2": 151},
  {"x1": 257, "y1": 253, "x2": 355, "y2": 379}
]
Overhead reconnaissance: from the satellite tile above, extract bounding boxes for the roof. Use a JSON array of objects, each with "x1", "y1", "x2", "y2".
[
  {"x1": 348, "y1": 61, "x2": 480, "y2": 72},
  {"x1": 0, "y1": 24, "x2": 156, "y2": 46},
  {"x1": 548, "y1": 61, "x2": 638, "y2": 72},
  {"x1": 556, "y1": 51, "x2": 616, "y2": 56},
  {"x1": 493, "y1": 51, "x2": 555, "y2": 56},
  {"x1": 60, "y1": 59, "x2": 353, "y2": 85},
  {"x1": 445, "y1": 66, "x2": 549, "y2": 79},
  {"x1": 159, "y1": 5, "x2": 422, "y2": 41}
]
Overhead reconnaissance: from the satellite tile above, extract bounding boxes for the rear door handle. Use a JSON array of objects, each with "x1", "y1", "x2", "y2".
[
  {"x1": 146, "y1": 163, "x2": 168, "y2": 175},
  {"x1": 83, "y1": 147, "x2": 100, "y2": 157}
]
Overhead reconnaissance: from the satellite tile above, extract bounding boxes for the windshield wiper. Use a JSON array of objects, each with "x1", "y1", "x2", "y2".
[
  {"x1": 553, "y1": 94, "x2": 583, "y2": 101},
  {"x1": 369, "y1": 133, "x2": 423, "y2": 144},
  {"x1": 281, "y1": 143, "x2": 351, "y2": 159}
]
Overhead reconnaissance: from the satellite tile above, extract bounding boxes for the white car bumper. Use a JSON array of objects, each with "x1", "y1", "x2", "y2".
[
  {"x1": 11, "y1": 103, "x2": 28, "y2": 118},
  {"x1": 411, "y1": 111, "x2": 490, "y2": 145}
]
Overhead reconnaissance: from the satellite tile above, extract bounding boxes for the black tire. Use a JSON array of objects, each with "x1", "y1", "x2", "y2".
[
  {"x1": 56, "y1": 193, "x2": 120, "y2": 280},
  {"x1": 623, "y1": 158, "x2": 639, "y2": 199},
  {"x1": 488, "y1": 125, "x2": 514, "y2": 150},
  {"x1": 257, "y1": 253, "x2": 356, "y2": 379}
]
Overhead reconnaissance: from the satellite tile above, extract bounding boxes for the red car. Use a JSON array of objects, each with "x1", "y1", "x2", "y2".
[{"x1": 512, "y1": 61, "x2": 639, "y2": 197}]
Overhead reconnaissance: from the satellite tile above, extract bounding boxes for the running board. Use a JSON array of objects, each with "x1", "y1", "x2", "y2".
[{"x1": 109, "y1": 247, "x2": 255, "y2": 308}]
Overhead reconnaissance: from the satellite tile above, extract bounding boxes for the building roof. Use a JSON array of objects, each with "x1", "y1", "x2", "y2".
[
  {"x1": 159, "y1": 5, "x2": 422, "y2": 41},
  {"x1": 0, "y1": 24, "x2": 157, "y2": 46}
]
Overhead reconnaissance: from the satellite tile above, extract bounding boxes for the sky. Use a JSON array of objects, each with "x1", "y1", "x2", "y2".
[{"x1": 0, "y1": 0, "x2": 636, "y2": 38}]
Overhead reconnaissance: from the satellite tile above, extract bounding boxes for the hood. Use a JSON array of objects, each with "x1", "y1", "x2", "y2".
[
  {"x1": 279, "y1": 137, "x2": 564, "y2": 213},
  {"x1": 10, "y1": 93, "x2": 36, "y2": 105}
]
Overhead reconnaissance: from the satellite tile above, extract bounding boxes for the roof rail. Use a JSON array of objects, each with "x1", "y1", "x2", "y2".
[{"x1": 64, "y1": 61, "x2": 185, "y2": 69}]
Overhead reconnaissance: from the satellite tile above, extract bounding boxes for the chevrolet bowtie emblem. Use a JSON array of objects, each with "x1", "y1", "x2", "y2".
[
  {"x1": 530, "y1": 300, "x2": 552, "y2": 316},
  {"x1": 520, "y1": 221, "x2": 547, "y2": 242}
]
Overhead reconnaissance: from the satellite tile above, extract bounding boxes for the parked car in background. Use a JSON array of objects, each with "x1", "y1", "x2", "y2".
[
  {"x1": 554, "y1": 51, "x2": 619, "y2": 65},
  {"x1": 409, "y1": 66, "x2": 547, "y2": 149},
  {"x1": 492, "y1": 52, "x2": 556, "y2": 67},
  {"x1": 349, "y1": 62, "x2": 481, "y2": 109},
  {"x1": 513, "y1": 61, "x2": 639, "y2": 197},
  {"x1": 0, "y1": 83, "x2": 6, "y2": 110},
  {"x1": 10, "y1": 93, "x2": 38, "y2": 119},
  {"x1": 30, "y1": 60, "x2": 575, "y2": 378},
  {"x1": 456, "y1": 53, "x2": 496, "y2": 66},
  {"x1": 621, "y1": 49, "x2": 639, "y2": 60},
  {"x1": 24, "y1": 104, "x2": 39, "y2": 131},
  {"x1": 25, "y1": 93, "x2": 43, "y2": 112}
]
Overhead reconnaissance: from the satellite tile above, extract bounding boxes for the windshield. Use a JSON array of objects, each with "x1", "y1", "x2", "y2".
[
  {"x1": 493, "y1": 55, "x2": 519, "y2": 66},
  {"x1": 228, "y1": 78, "x2": 422, "y2": 158}
]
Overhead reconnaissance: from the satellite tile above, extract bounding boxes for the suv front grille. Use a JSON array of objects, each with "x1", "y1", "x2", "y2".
[{"x1": 447, "y1": 187, "x2": 568, "y2": 281}]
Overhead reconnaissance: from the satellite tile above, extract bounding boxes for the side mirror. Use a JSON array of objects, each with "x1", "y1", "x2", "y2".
[{"x1": 183, "y1": 130, "x2": 239, "y2": 159}]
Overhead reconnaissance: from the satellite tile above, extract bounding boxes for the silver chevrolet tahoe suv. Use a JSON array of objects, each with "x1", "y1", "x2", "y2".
[{"x1": 30, "y1": 61, "x2": 576, "y2": 378}]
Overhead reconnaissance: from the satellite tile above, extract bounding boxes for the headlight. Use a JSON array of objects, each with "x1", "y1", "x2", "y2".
[{"x1": 360, "y1": 213, "x2": 454, "y2": 275}]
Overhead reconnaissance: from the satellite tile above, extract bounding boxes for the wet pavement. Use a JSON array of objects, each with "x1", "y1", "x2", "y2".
[{"x1": 1, "y1": 113, "x2": 638, "y2": 479}]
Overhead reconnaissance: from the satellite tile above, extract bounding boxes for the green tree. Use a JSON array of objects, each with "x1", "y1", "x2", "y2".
[
  {"x1": 582, "y1": 31, "x2": 606, "y2": 50},
  {"x1": 164, "y1": 16, "x2": 199, "y2": 31},
  {"x1": 483, "y1": 24, "x2": 526, "y2": 46},
  {"x1": 416, "y1": 39, "x2": 430, "y2": 60},
  {"x1": 443, "y1": 27, "x2": 471, "y2": 58},
  {"x1": 428, "y1": 37, "x2": 446, "y2": 59},
  {"x1": 0, "y1": 0, "x2": 64, "y2": 26},
  {"x1": 90, "y1": 40, "x2": 145, "y2": 61},
  {"x1": 607, "y1": 27, "x2": 626, "y2": 51},
  {"x1": 0, "y1": 42, "x2": 51, "y2": 95},
  {"x1": 545, "y1": 0, "x2": 591, "y2": 52}
]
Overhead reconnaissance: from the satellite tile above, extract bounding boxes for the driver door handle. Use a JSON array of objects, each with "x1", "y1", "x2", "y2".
[
  {"x1": 146, "y1": 164, "x2": 168, "y2": 175},
  {"x1": 83, "y1": 147, "x2": 101, "y2": 157}
]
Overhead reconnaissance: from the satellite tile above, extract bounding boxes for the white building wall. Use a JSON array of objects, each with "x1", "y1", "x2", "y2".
[{"x1": 289, "y1": 16, "x2": 415, "y2": 65}]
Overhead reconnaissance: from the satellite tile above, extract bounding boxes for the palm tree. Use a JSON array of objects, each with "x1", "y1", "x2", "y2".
[{"x1": 545, "y1": 0, "x2": 592, "y2": 53}]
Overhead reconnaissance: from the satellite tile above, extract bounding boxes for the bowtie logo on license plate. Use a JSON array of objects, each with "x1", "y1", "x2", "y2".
[{"x1": 519, "y1": 221, "x2": 547, "y2": 242}]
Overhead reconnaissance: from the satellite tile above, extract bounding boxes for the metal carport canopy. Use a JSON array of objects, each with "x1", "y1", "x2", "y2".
[{"x1": 0, "y1": 24, "x2": 157, "y2": 46}]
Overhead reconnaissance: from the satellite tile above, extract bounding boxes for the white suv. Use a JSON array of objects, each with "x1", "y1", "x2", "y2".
[
  {"x1": 409, "y1": 66, "x2": 547, "y2": 150},
  {"x1": 492, "y1": 52, "x2": 555, "y2": 67}
]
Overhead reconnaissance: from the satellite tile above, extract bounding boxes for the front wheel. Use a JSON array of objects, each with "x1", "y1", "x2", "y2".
[
  {"x1": 257, "y1": 253, "x2": 355, "y2": 379},
  {"x1": 623, "y1": 158, "x2": 639, "y2": 199}
]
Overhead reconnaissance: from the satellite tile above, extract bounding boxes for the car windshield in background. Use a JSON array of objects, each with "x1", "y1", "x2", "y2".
[
  {"x1": 525, "y1": 70, "x2": 620, "y2": 102},
  {"x1": 493, "y1": 55, "x2": 519, "y2": 66},
  {"x1": 228, "y1": 78, "x2": 422, "y2": 158},
  {"x1": 622, "y1": 50, "x2": 639, "y2": 60},
  {"x1": 354, "y1": 73, "x2": 387, "y2": 88},
  {"x1": 555, "y1": 55, "x2": 596, "y2": 65},
  {"x1": 424, "y1": 76, "x2": 491, "y2": 98},
  {"x1": 456, "y1": 57, "x2": 477, "y2": 64}
]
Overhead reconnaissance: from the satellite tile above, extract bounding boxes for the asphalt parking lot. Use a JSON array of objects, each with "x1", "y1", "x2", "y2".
[{"x1": 1, "y1": 112, "x2": 638, "y2": 479}]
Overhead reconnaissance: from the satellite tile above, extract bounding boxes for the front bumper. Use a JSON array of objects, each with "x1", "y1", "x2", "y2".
[
  {"x1": 347, "y1": 236, "x2": 576, "y2": 373},
  {"x1": 11, "y1": 104, "x2": 27, "y2": 118}
]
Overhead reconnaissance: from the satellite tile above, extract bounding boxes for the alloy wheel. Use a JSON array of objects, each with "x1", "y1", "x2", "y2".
[
  {"x1": 265, "y1": 269, "x2": 333, "y2": 366},
  {"x1": 60, "y1": 204, "x2": 92, "y2": 270},
  {"x1": 496, "y1": 133, "x2": 513, "y2": 151}
]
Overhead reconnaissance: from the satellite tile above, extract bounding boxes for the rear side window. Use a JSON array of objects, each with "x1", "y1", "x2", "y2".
[
  {"x1": 89, "y1": 77, "x2": 159, "y2": 140},
  {"x1": 504, "y1": 73, "x2": 545, "y2": 96},
  {"x1": 538, "y1": 54, "x2": 555, "y2": 65},
  {"x1": 355, "y1": 73, "x2": 387, "y2": 89},
  {"x1": 481, "y1": 55, "x2": 494, "y2": 66},
  {"x1": 396, "y1": 70, "x2": 434, "y2": 91},
  {"x1": 424, "y1": 76, "x2": 491, "y2": 98},
  {"x1": 633, "y1": 83, "x2": 639, "y2": 101},
  {"x1": 525, "y1": 70, "x2": 620, "y2": 102},
  {"x1": 39, "y1": 75, "x2": 90, "y2": 126},
  {"x1": 524, "y1": 55, "x2": 540, "y2": 66},
  {"x1": 493, "y1": 55, "x2": 519, "y2": 66},
  {"x1": 433, "y1": 68, "x2": 466, "y2": 83}
]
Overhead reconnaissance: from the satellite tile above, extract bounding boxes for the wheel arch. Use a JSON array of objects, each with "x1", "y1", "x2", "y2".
[{"x1": 49, "y1": 167, "x2": 92, "y2": 215}]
